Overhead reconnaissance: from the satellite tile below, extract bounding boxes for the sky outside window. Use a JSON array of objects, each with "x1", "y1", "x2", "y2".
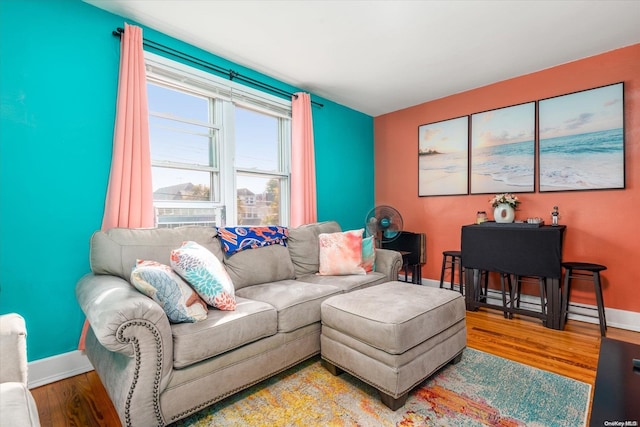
[
  {"x1": 235, "y1": 107, "x2": 278, "y2": 172},
  {"x1": 148, "y1": 82, "x2": 283, "y2": 195}
]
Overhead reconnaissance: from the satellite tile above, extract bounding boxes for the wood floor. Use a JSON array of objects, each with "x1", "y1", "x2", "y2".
[{"x1": 31, "y1": 310, "x2": 640, "y2": 427}]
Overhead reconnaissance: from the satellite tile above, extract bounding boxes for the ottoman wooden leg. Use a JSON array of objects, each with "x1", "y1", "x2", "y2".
[
  {"x1": 451, "y1": 352, "x2": 463, "y2": 365},
  {"x1": 379, "y1": 390, "x2": 408, "y2": 411},
  {"x1": 322, "y1": 359, "x2": 344, "y2": 376}
]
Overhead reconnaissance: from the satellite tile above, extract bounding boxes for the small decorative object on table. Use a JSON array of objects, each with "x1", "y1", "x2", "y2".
[
  {"x1": 489, "y1": 193, "x2": 520, "y2": 223},
  {"x1": 551, "y1": 206, "x2": 559, "y2": 226},
  {"x1": 476, "y1": 211, "x2": 488, "y2": 224}
]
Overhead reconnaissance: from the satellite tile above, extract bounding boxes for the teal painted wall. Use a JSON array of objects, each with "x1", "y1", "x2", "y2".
[
  {"x1": 0, "y1": 0, "x2": 373, "y2": 361},
  {"x1": 315, "y1": 105, "x2": 375, "y2": 229}
]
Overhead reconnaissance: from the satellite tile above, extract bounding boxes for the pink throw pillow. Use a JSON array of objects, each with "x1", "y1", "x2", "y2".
[{"x1": 318, "y1": 229, "x2": 366, "y2": 276}]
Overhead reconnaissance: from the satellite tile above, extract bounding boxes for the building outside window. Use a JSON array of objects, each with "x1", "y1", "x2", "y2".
[{"x1": 145, "y1": 53, "x2": 291, "y2": 228}]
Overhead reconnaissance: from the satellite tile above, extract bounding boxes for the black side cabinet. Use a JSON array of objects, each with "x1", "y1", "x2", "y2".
[{"x1": 590, "y1": 338, "x2": 640, "y2": 426}]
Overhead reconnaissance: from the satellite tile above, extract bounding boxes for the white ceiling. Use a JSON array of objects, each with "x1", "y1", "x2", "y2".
[{"x1": 85, "y1": 0, "x2": 640, "y2": 116}]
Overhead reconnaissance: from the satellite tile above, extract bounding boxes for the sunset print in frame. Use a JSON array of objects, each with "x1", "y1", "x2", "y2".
[
  {"x1": 470, "y1": 102, "x2": 535, "y2": 194},
  {"x1": 538, "y1": 82, "x2": 624, "y2": 192},
  {"x1": 418, "y1": 116, "x2": 468, "y2": 196}
]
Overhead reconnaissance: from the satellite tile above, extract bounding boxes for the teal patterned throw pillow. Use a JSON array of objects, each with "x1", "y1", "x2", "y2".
[{"x1": 362, "y1": 235, "x2": 376, "y2": 272}]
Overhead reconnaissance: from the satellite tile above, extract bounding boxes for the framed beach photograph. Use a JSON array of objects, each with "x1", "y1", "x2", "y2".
[
  {"x1": 538, "y1": 82, "x2": 625, "y2": 192},
  {"x1": 418, "y1": 116, "x2": 468, "y2": 196},
  {"x1": 470, "y1": 102, "x2": 535, "y2": 194}
]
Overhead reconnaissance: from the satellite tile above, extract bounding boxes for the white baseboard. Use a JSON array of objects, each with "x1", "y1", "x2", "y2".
[
  {"x1": 417, "y1": 277, "x2": 640, "y2": 333},
  {"x1": 565, "y1": 302, "x2": 640, "y2": 332},
  {"x1": 28, "y1": 350, "x2": 93, "y2": 389},
  {"x1": 28, "y1": 279, "x2": 639, "y2": 389}
]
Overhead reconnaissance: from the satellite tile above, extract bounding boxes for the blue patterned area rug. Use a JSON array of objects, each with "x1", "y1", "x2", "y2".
[{"x1": 169, "y1": 348, "x2": 590, "y2": 426}]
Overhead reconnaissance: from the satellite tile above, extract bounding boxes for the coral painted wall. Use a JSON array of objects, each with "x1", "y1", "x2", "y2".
[{"x1": 375, "y1": 44, "x2": 640, "y2": 314}]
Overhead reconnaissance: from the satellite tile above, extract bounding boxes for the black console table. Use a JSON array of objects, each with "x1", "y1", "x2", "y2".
[
  {"x1": 461, "y1": 223, "x2": 566, "y2": 329},
  {"x1": 382, "y1": 231, "x2": 426, "y2": 284},
  {"x1": 590, "y1": 338, "x2": 640, "y2": 426}
]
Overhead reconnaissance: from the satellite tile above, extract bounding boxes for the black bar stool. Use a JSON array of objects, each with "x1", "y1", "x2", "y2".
[
  {"x1": 439, "y1": 250, "x2": 463, "y2": 294},
  {"x1": 561, "y1": 262, "x2": 607, "y2": 336},
  {"x1": 511, "y1": 275, "x2": 547, "y2": 316},
  {"x1": 476, "y1": 270, "x2": 490, "y2": 303},
  {"x1": 499, "y1": 273, "x2": 514, "y2": 319}
]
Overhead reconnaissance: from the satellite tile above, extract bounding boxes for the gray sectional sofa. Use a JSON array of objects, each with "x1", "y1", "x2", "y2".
[{"x1": 76, "y1": 221, "x2": 402, "y2": 426}]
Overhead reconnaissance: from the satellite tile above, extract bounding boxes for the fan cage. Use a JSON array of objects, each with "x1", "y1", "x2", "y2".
[{"x1": 365, "y1": 205, "x2": 403, "y2": 245}]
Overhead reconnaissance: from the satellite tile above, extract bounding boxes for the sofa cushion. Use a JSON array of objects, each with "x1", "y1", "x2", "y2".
[
  {"x1": 171, "y1": 241, "x2": 236, "y2": 310},
  {"x1": 287, "y1": 221, "x2": 341, "y2": 277},
  {"x1": 296, "y1": 271, "x2": 388, "y2": 293},
  {"x1": 223, "y1": 244, "x2": 296, "y2": 290},
  {"x1": 130, "y1": 260, "x2": 208, "y2": 323},
  {"x1": 171, "y1": 297, "x2": 277, "y2": 369},
  {"x1": 90, "y1": 226, "x2": 223, "y2": 281},
  {"x1": 235, "y1": 280, "x2": 341, "y2": 333},
  {"x1": 0, "y1": 382, "x2": 41, "y2": 427},
  {"x1": 318, "y1": 229, "x2": 366, "y2": 275},
  {"x1": 321, "y1": 281, "x2": 466, "y2": 354}
]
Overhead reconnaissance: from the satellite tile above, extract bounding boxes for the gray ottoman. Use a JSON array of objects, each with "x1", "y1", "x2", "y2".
[{"x1": 320, "y1": 281, "x2": 466, "y2": 410}]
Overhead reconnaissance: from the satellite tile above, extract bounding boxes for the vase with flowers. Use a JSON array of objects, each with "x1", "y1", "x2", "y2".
[{"x1": 489, "y1": 193, "x2": 520, "y2": 223}]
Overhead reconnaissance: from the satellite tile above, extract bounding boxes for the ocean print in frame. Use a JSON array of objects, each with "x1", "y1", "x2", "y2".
[
  {"x1": 418, "y1": 116, "x2": 468, "y2": 196},
  {"x1": 539, "y1": 82, "x2": 624, "y2": 192},
  {"x1": 470, "y1": 102, "x2": 535, "y2": 194}
]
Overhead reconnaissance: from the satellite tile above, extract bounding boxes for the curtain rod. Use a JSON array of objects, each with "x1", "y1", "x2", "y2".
[{"x1": 112, "y1": 27, "x2": 323, "y2": 108}]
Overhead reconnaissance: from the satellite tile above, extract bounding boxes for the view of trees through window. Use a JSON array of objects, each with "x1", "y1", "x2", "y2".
[{"x1": 236, "y1": 178, "x2": 280, "y2": 225}]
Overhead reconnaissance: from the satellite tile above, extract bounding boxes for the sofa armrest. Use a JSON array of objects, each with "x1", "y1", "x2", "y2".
[
  {"x1": 0, "y1": 313, "x2": 27, "y2": 385},
  {"x1": 76, "y1": 273, "x2": 174, "y2": 426},
  {"x1": 76, "y1": 273, "x2": 173, "y2": 358},
  {"x1": 374, "y1": 248, "x2": 403, "y2": 281}
]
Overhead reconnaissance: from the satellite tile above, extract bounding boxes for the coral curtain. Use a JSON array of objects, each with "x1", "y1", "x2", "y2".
[
  {"x1": 79, "y1": 23, "x2": 153, "y2": 350},
  {"x1": 101, "y1": 23, "x2": 154, "y2": 231},
  {"x1": 290, "y1": 92, "x2": 317, "y2": 227}
]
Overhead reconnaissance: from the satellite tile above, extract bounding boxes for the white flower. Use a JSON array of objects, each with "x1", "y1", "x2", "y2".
[{"x1": 489, "y1": 193, "x2": 521, "y2": 209}]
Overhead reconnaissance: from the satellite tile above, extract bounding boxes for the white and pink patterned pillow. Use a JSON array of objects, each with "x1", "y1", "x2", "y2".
[
  {"x1": 170, "y1": 241, "x2": 236, "y2": 310},
  {"x1": 318, "y1": 229, "x2": 366, "y2": 276}
]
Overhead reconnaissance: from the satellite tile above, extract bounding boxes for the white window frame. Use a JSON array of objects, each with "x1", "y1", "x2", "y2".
[{"x1": 145, "y1": 52, "x2": 292, "y2": 227}]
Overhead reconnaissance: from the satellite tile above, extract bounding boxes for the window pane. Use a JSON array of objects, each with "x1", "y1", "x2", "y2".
[
  {"x1": 152, "y1": 167, "x2": 216, "y2": 201},
  {"x1": 156, "y1": 206, "x2": 224, "y2": 228},
  {"x1": 235, "y1": 107, "x2": 278, "y2": 171},
  {"x1": 236, "y1": 174, "x2": 282, "y2": 225},
  {"x1": 149, "y1": 116, "x2": 216, "y2": 167},
  {"x1": 148, "y1": 83, "x2": 209, "y2": 123}
]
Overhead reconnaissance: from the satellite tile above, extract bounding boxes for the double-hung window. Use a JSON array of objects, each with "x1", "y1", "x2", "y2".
[{"x1": 145, "y1": 53, "x2": 291, "y2": 228}]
